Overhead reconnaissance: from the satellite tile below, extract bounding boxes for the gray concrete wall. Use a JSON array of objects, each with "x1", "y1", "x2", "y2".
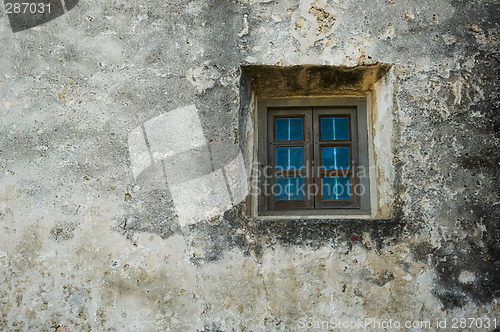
[{"x1": 0, "y1": 0, "x2": 499, "y2": 330}]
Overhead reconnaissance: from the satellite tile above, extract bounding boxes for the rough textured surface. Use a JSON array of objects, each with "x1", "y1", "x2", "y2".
[{"x1": 0, "y1": 0, "x2": 499, "y2": 331}]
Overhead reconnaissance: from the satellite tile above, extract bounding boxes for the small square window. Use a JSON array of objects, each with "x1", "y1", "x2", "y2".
[{"x1": 257, "y1": 98, "x2": 371, "y2": 216}]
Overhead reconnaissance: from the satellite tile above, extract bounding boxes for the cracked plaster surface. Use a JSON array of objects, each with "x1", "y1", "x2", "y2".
[{"x1": 0, "y1": 0, "x2": 499, "y2": 330}]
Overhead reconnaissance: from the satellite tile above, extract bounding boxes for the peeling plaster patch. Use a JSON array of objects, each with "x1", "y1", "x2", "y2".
[
  {"x1": 294, "y1": 15, "x2": 311, "y2": 39},
  {"x1": 451, "y1": 79, "x2": 463, "y2": 105},
  {"x1": 442, "y1": 34, "x2": 456, "y2": 45},
  {"x1": 290, "y1": 0, "x2": 339, "y2": 63},
  {"x1": 50, "y1": 221, "x2": 78, "y2": 241},
  {"x1": 462, "y1": 55, "x2": 477, "y2": 71},
  {"x1": 251, "y1": 44, "x2": 262, "y2": 52},
  {"x1": 379, "y1": 24, "x2": 395, "y2": 40},
  {"x1": 467, "y1": 24, "x2": 500, "y2": 50},
  {"x1": 334, "y1": 36, "x2": 375, "y2": 66},
  {"x1": 405, "y1": 10, "x2": 415, "y2": 20},
  {"x1": 271, "y1": 14, "x2": 282, "y2": 22},
  {"x1": 430, "y1": 14, "x2": 439, "y2": 25},
  {"x1": 468, "y1": 24, "x2": 484, "y2": 34},
  {"x1": 458, "y1": 271, "x2": 476, "y2": 284},
  {"x1": 186, "y1": 65, "x2": 220, "y2": 94},
  {"x1": 238, "y1": 14, "x2": 249, "y2": 38},
  {"x1": 308, "y1": 0, "x2": 336, "y2": 35}
]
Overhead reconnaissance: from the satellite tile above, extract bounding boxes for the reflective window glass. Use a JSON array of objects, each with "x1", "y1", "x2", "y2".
[
  {"x1": 322, "y1": 176, "x2": 352, "y2": 200},
  {"x1": 276, "y1": 177, "x2": 305, "y2": 200},
  {"x1": 321, "y1": 146, "x2": 350, "y2": 169},
  {"x1": 321, "y1": 117, "x2": 349, "y2": 140},
  {"x1": 276, "y1": 147, "x2": 304, "y2": 170},
  {"x1": 276, "y1": 118, "x2": 303, "y2": 141}
]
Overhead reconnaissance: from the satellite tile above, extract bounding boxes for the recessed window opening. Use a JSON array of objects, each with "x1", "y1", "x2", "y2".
[{"x1": 240, "y1": 64, "x2": 395, "y2": 219}]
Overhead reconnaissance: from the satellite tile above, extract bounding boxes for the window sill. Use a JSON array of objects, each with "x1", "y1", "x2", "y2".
[
  {"x1": 257, "y1": 207, "x2": 373, "y2": 218},
  {"x1": 255, "y1": 214, "x2": 375, "y2": 220},
  {"x1": 247, "y1": 216, "x2": 401, "y2": 246}
]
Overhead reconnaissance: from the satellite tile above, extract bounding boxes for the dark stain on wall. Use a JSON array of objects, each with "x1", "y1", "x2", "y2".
[
  {"x1": 118, "y1": 189, "x2": 179, "y2": 240},
  {"x1": 186, "y1": 202, "x2": 407, "y2": 267},
  {"x1": 417, "y1": 47, "x2": 500, "y2": 309},
  {"x1": 241, "y1": 64, "x2": 392, "y2": 97}
]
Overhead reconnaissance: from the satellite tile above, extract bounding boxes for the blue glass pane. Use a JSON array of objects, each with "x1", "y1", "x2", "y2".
[
  {"x1": 276, "y1": 147, "x2": 304, "y2": 170},
  {"x1": 321, "y1": 147, "x2": 350, "y2": 169},
  {"x1": 276, "y1": 118, "x2": 303, "y2": 141},
  {"x1": 322, "y1": 177, "x2": 352, "y2": 200},
  {"x1": 321, "y1": 117, "x2": 349, "y2": 140},
  {"x1": 276, "y1": 177, "x2": 305, "y2": 201}
]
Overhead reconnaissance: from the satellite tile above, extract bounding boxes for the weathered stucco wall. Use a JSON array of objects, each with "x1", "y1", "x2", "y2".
[{"x1": 1, "y1": 0, "x2": 499, "y2": 330}]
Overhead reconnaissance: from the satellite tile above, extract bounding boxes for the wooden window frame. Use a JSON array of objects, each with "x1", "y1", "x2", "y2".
[
  {"x1": 257, "y1": 97, "x2": 371, "y2": 217},
  {"x1": 267, "y1": 109, "x2": 313, "y2": 210}
]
